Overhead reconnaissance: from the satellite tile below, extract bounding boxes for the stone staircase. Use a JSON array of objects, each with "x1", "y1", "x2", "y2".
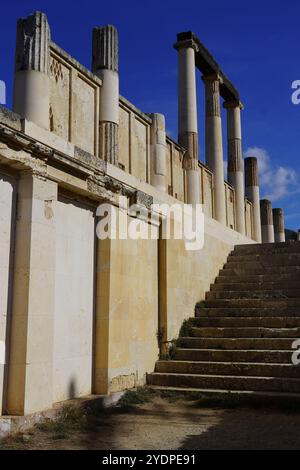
[{"x1": 147, "y1": 242, "x2": 300, "y2": 402}]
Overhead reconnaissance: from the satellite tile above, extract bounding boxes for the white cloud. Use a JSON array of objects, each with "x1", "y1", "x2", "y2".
[{"x1": 243, "y1": 147, "x2": 298, "y2": 202}]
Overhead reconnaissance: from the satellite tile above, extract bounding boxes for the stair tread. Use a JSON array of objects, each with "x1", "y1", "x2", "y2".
[
  {"x1": 150, "y1": 372, "x2": 300, "y2": 381},
  {"x1": 148, "y1": 385, "x2": 300, "y2": 398}
]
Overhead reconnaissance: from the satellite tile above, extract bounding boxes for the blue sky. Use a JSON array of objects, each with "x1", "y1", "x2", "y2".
[{"x1": 1, "y1": 0, "x2": 300, "y2": 229}]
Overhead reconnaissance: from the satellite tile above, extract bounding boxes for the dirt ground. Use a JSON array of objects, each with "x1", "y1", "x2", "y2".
[{"x1": 1, "y1": 391, "x2": 300, "y2": 450}]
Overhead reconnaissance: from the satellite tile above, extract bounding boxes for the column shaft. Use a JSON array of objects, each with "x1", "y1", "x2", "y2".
[
  {"x1": 149, "y1": 113, "x2": 167, "y2": 192},
  {"x1": 204, "y1": 75, "x2": 226, "y2": 224},
  {"x1": 92, "y1": 25, "x2": 119, "y2": 165},
  {"x1": 260, "y1": 199, "x2": 275, "y2": 243},
  {"x1": 13, "y1": 12, "x2": 50, "y2": 129},
  {"x1": 245, "y1": 157, "x2": 262, "y2": 242},
  {"x1": 174, "y1": 38, "x2": 200, "y2": 205},
  {"x1": 273, "y1": 208, "x2": 285, "y2": 242},
  {"x1": 224, "y1": 101, "x2": 245, "y2": 234}
]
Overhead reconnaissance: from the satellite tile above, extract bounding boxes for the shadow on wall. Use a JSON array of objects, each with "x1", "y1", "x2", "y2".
[{"x1": 68, "y1": 378, "x2": 77, "y2": 400}]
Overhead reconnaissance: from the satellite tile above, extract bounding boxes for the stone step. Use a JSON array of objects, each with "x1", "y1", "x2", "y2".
[
  {"x1": 204, "y1": 298, "x2": 300, "y2": 308},
  {"x1": 206, "y1": 289, "x2": 300, "y2": 300},
  {"x1": 233, "y1": 242, "x2": 300, "y2": 255},
  {"x1": 215, "y1": 273, "x2": 300, "y2": 283},
  {"x1": 178, "y1": 337, "x2": 295, "y2": 350},
  {"x1": 193, "y1": 316, "x2": 300, "y2": 328},
  {"x1": 174, "y1": 348, "x2": 292, "y2": 363},
  {"x1": 228, "y1": 253, "x2": 300, "y2": 263},
  {"x1": 225, "y1": 258, "x2": 300, "y2": 268},
  {"x1": 212, "y1": 280, "x2": 300, "y2": 291},
  {"x1": 220, "y1": 266, "x2": 300, "y2": 276},
  {"x1": 196, "y1": 307, "x2": 300, "y2": 317},
  {"x1": 147, "y1": 372, "x2": 300, "y2": 393},
  {"x1": 147, "y1": 385, "x2": 300, "y2": 405},
  {"x1": 190, "y1": 326, "x2": 300, "y2": 338},
  {"x1": 155, "y1": 360, "x2": 300, "y2": 378}
]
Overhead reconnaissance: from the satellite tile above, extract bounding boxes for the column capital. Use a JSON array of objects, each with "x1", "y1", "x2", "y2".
[
  {"x1": 223, "y1": 99, "x2": 244, "y2": 110},
  {"x1": 202, "y1": 73, "x2": 224, "y2": 85},
  {"x1": 174, "y1": 38, "x2": 199, "y2": 52}
]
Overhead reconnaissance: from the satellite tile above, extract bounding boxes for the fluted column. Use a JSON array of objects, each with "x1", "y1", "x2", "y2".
[
  {"x1": 149, "y1": 113, "x2": 167, "y2": 192},
  {"x1": 92, "y1": 25, "x2": 119, "y2": 165},
  {"x1": 224, "y1": 100, "x2": 245, "y2": 234},
  {"x1": 260, "y1": 199, "x2": 275, "y2": 243},
  {"x1": 273, "y1": 208, "x2": 285, "y2": 242},
  {"x1": 174, "y1": 37, "x2": 200, "y2": 205},
  {"x1": 203, "y1": 74, "x2": 226, "y2": 224},
  {"x1": 13, "y1": 12, "x2": 50, "y2": 129},
  {"x1": 245, "y1": 157, "x2": 262, "y2": 242}
]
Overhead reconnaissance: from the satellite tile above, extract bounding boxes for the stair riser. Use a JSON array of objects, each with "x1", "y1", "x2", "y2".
[
  {"x1": 190, "y1": 326, "x2": 300, "y2": 338},
  {"x1": 221, "y1": 266, "x2": 300, "y2": 275},
  {"x1": 193, "y1": 317, "x2": 300, "y2": 328},
  {"x1": 233, "y1": 242, "x2": 300, "y2": 254},
  {"x1": 204, "y1": 299, "x2": 300, "y2": 308},
  {"x1": 179, "y1": 337, "x2": 295, "y2": 350},
  {"x1": 174, "y1": 349, "x2": 293, "y2": 363},
  {"x1": 148, "y1": 373, "x2": 300, "y2": 393},
  {"x1": 228, "y1": 254, "x2": 300, "y2": 263},
  {"x1": 212, "y1": 281, "x2": 300, "y2": 291},
  {"x1": 216, "y1": 273, "x2": 300, "y2": 283},
  {"x1": 225, "y1": 260, "x2": 300, "y2": 269},
  {"x1": 206, "y1": 290, "x2": 300, "y2": 300},
  {"x1": 196, "y1": 307, "x2": 300, "y2": 317},
  {"x1": 156, "y1": 361, "x2": 300, "y2": 378}
]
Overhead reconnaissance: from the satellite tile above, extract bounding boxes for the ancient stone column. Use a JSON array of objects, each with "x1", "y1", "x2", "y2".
[
  {"x1": 92, "y1": 25, "x2": 119, "y2": 165},
  {"x1": 224, "y1": 100, "x2": 245, "y2": 234},
  {"x1": 260, "y1": 199, "x2": 275, "y2": 243},
  {"x1": 203, "y1": 74, "x2": 226, "y2": 224},
  {"x1": 149, "y1": 113, "x2": 167, "y2": 192},
  {"x1": 245, "y1": 157, "x2": 262, "y2": 242},
  {"x1": 273, "y1": 208, "x2": 285, "y2": 242},
  {"x1": 13, "y1": 12, "x2": 50, "y2": 129},
  {"x1": 174, "y1": 37, "x2": 200, "y2": 205},
  {"x1": 297, "y1": 230, "x2": 300, "y2": 242}
]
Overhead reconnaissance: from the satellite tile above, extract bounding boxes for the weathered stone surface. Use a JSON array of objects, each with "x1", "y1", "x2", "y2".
[
  {"x1": 15, "y1": 11, "x2": 50, "y2": 74},
  {"x1": 92, "y1": 25, "x2": 118, "y2": 72}
]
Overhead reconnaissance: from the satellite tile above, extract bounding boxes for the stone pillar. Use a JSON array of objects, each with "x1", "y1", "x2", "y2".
[
  {"x1": 297, "y1": 230, "x2": 300, "y2": 242},
  {"x1": 92, "y1": 25, "x2": 119, "y2": 165},
  {"x1": 203, "y1": 74, "x2": 226, "y2": 224},
  {"x1": 224, "y1": 100, "x2": 245, "y2": 234},
  {"x1": 174, "y1": 38, "x2": 200, "y2": 205},
  {"x1": 149, "y1": 113, "x2": 167, "y2": 192},
  {"x1": 6, "y1": 172, "x2": 57, "y2": 415},
  {"x1": 273, "y1": 208, "x2": 285, "y2": 242},
  {"x1": 245, "y1": 157, "x2": 262, "y2": 242},
  {"x1": 260, "y1": 199, "x2": 275, "y2": 243},
  {"x1": 13, "y1": 12, "x2": 50, "y2": 129}
]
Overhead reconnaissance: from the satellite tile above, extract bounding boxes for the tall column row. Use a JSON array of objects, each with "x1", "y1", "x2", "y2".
[{"x1": 174, "y1": 35, "x2": 287, "y2": 243}]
